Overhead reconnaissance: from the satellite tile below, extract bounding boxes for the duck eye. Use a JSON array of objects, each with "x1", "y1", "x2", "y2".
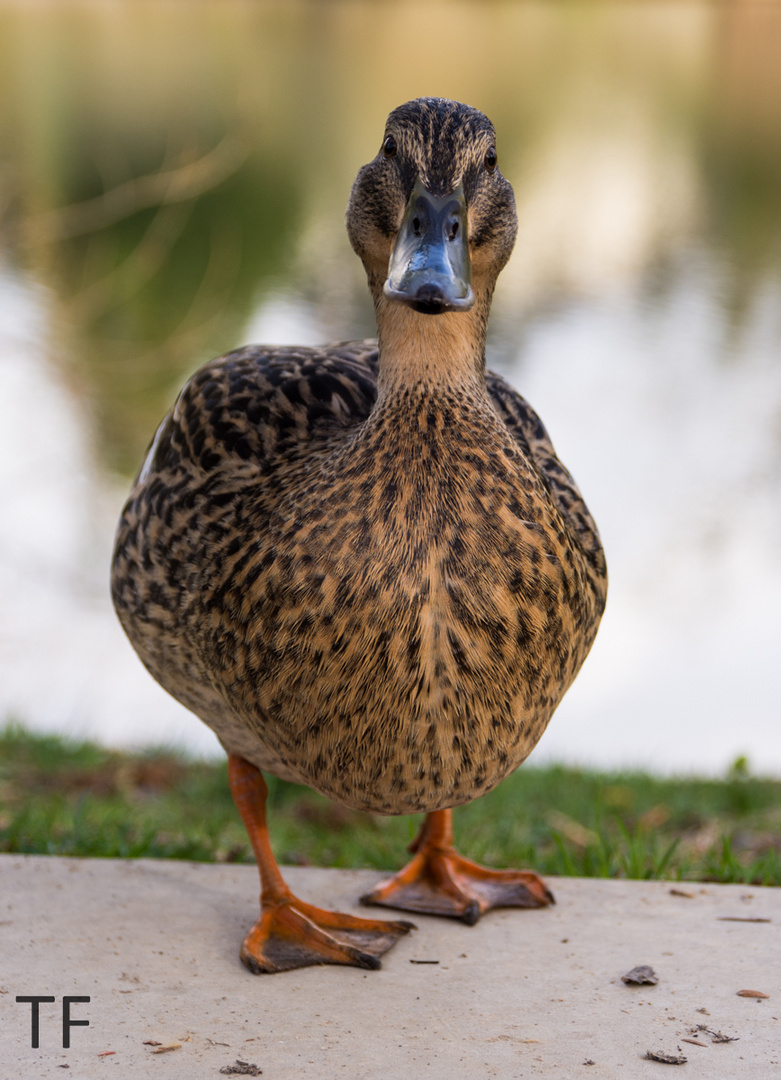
[
  {"x1": 382, "y1": 135, "x2": 397, "y2": 158},
  {"x1": 484, "y1": 146, "x2": 497, "y2": 172}
]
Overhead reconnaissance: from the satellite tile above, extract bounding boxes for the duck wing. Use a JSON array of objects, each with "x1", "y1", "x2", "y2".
[{"x1": 136, "y1": 339, "x2": 380, "y2": 485}]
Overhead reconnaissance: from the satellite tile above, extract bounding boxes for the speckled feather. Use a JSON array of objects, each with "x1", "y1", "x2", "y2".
[{"x1": 111, "y1": 99, "x2": 607, "y2": 815}]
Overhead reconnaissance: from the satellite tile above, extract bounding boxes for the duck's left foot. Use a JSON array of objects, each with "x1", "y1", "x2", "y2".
[{"x1": 360, "y1": 809, "x2": 554, "y2": 924}]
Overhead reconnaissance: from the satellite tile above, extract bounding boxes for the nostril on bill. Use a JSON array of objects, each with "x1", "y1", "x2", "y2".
[{"x1": 411, "y1": 283, "x2": 447, "y2": 315}]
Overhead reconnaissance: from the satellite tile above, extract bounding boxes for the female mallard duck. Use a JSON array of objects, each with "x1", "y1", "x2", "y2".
[{"x1": 112, "y1": 98, "x2": 607, "y2": 974}]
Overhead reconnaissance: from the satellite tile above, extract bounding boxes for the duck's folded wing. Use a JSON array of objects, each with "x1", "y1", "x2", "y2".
[{"x1": 133, "y1": 340, "x2": 381, "y2": 485}]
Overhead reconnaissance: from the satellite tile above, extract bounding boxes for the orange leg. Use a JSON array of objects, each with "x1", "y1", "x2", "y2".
[
  {"x1": 360, "y1": 808, "x2": 554, "y2": 924},
  {"x1": 227, "y1": 755, "x2": 414, "y2": 973}
]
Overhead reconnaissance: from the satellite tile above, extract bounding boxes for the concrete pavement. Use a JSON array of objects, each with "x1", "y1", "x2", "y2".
[{"x1": 1, "y1": 855, "x2": 778, "y2": 1078}]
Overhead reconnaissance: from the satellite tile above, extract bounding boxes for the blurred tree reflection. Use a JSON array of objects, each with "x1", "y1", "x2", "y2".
[
  {"x1": 11, "y1": 117, "x2": 303, "y2": 473},
  {"x1": 54, "y1": 138, "x2": 301, "y2": 474},
  {"x1": 700, "y1": 3, "x2": 781, "y2": 327}
]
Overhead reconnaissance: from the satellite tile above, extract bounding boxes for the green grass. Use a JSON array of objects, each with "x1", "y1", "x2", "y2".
[{"x1": 1, "y1": 723, "x2": 779, "y2": 886}]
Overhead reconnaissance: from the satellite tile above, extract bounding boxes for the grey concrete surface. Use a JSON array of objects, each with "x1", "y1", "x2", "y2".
[{"x1": 0, "y1": 855, "x2": 778, "y2": 1078}]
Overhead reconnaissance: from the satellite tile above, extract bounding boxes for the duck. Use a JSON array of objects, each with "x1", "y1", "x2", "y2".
[{"x1": 111, "y1": 97, "x2": 607, "y2": 975}]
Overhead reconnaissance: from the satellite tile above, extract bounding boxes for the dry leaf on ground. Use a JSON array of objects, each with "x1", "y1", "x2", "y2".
[
  {"x1": 644, "y1": 1050, "x2": 687, "y2": 1064},
  {"x1": 219, "y1": 1062, "x2": 262, "y2": 1076}
]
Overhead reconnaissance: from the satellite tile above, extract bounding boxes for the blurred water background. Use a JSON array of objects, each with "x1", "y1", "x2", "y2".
[{"x1": 1, "y1": 1, "x2": 779, "y2": 776}]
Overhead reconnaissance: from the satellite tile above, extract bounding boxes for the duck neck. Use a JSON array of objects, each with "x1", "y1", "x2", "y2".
[{"x1": 372, "y1": 284, "x2": 493, "y2": 403}]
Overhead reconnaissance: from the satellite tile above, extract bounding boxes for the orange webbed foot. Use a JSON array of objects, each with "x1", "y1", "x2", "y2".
[
  {"x1": 360, "y1": 810, "x2": 554, "y2": 924},
  {"x1": 241, "y1": 896, "x2": 415, "y2": 974},
  {"x1": 227, "y1": 754, "x2": 415, "y2": 974}
]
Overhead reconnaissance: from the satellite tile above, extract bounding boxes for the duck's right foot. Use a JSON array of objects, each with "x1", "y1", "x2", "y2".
[{"x1": 240, "y1": 896, "x2": 415, "y2": 974}]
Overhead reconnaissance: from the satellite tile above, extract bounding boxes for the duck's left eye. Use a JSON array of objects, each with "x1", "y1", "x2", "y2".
[
  {"x1": 383, "y1": 135, "x2": 397, "y2": 158},
  {"x1": 484, "y1": 147, "x2": 497, "y2": 172}
]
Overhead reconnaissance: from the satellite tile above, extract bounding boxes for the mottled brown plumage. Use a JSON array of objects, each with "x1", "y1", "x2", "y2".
[{"x1": 111, "y1": 99, "x2": 607, "y2": 972}]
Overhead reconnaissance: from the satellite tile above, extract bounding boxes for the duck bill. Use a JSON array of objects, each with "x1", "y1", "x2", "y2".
[{"x1": 383, "y1": 179, "x2": 474, "y2": 315}]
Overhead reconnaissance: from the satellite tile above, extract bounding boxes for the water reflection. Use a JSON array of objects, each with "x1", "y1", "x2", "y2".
[{"x1": 1, "y1": 2, "x2": 779, "y2": 774}]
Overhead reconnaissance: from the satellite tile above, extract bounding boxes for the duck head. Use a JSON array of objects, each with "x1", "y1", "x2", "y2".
[{"x1": 346, "y1": 98, "x2": 517, "y2": 325}]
